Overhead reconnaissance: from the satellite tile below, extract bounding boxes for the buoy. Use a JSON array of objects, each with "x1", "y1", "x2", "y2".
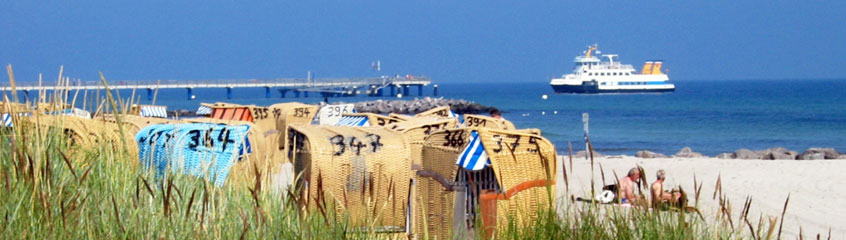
[
  {"x1": 553, "y1": 110, "x2": 558, "y2": 114},
  {"x1": 191, "y1": 95, "x2": 196, "y2": 100},
  {"x1": 542, "y1": 94, "x2": 548, "y2": 100},
  {"x1": 542, "y1": 111, "x2": 546, "y2": 115},
  {"x1": 397, "y1": 93, "x2": 403, "y2": 98}
]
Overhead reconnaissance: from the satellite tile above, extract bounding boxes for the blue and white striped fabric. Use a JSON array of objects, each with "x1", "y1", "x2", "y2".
[
  {"x1": 449, "y1": 110, "x2": 464, "y2": 124},
  {"x1": 47, "y1": 109, "x2": 90, "y2": 119},
  {"x1": 136, "y1": 123, "x2": 250, "y2": 186},
  {"x1": 456, "y1": 131, "x2": 490, "y2": 171},
  {"x1": 2, "y1": 113, "x2": 11, "y2": 127},
  {"x1": 140, "y1": 106, "x2": 168, "y2": 118},
  {"x1": 334, "y1": 116, "x2": 370, "y2": 126},
  {"x1": 196, "y1": 105, "x2": 212, "y2": 115}
]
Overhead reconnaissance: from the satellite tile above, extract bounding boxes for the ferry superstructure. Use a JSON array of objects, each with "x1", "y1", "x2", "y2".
[{"x1": 549, "y1": 45, "x2": 674, "y2": 93}]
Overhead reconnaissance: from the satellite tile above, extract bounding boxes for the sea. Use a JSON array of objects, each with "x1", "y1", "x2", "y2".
[{"x1": 41, "y1": 79, "x2": 846, "y2": 157}]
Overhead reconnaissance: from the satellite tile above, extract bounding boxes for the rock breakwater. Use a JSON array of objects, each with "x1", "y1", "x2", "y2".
[{"x1": 345, "y1": 97, "x2": 493, "y2": 115}]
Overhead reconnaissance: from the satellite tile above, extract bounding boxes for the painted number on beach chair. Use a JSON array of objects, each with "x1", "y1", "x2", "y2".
[
  {"x1": 422, "y1": 123, "x2": 448, "y2": 135},
  {"x1": 326, "y1": 105, "x2": 349, "y2": 117},
  {"x1": 186, "y1": 127, "x2": 236, "y2": 152},
  {"x1": 442, "y1": 130, "x2": 465, "y2": 148},
  {"x1": 466, "y1": 116, "x2": 486, "y2": 127},
  {"x1": 252, "y1": 107, "x2": 269, "y2": 120},
  {"x1": 376, "y1": 118, "x2": 398, "y2": 126},
  {"x1": 329, "y1": 134, "x2": 384, "y2": 156},
  {"x1": 293, "y1": 108, "x2": 311, "y2": 118},
  {"x1": 365, "y1": 134, "x2": 383, "y2": 153}
]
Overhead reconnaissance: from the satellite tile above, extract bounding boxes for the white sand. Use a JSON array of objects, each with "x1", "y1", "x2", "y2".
[{"x1": 555, "y1": 156, "x2": 845, "y2": 238}]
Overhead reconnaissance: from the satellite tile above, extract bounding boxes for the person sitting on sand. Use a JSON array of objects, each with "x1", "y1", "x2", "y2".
[
  {"x1": 617, "y1": 167, "x2": 641, "y2": 204},
  {"x1": 651, "y1": 169, "x2": 682, "y2": 208}
]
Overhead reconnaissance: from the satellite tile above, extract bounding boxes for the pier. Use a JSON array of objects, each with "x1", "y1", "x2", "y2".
[{"x1": 1, "y1": 75, "x2": 434, "y2": 100}]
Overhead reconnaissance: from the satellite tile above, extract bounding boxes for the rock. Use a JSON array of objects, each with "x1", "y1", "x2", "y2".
[
  {"x1": 798, "y1": 152, "x2": 826, "y2": 160},
  {"x1": 798, "y1": 148, "x2": 840, "y2": 160},
  {"x1": 760, "y1": 147, "x2": 798, "y2": 160},
  {"x1": 672, "y1": 147, "x2": 704, "y2": 158},
  {"x1": 573, "y1": 150, "x2": 604, "y2": 158},
  {"x1": 715, "y1": 153, "x2": 734, "y2": 159},
  {"x1": 636, "y1": 150, "x2": 667, "y2": 158},
  {"x1": 765, "y1": 152, "x2": 795, "y2": 160},
  {"x1": 351, "y1": 98, "x2": 492, "y2": 114},
  {"x1": 733, "y1": 148, "x2": 762, "y2": 159}
]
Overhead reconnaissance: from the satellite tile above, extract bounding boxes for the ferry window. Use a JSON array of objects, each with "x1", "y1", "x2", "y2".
[
  {"x1": 626, "y1": 73, "x2": 630, "y2": 75},
  {"x1": 601, "y1": 82, "x2": 606, "y2": 85}
]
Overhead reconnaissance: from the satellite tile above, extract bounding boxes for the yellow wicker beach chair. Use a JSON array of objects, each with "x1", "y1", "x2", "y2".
[
  {"x1": 413, "y1": 127, "x2": 557, "y2": 238},
  {"x1": 287, "y1": 124, "x2": 412, "y2": 232}
]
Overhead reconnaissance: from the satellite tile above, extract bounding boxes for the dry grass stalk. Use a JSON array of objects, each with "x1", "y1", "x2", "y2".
[{"x1": 776, "y1": 193, "x2": 790, "y2": 240}]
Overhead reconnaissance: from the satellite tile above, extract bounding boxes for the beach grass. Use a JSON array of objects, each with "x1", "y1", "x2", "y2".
[
  {"x1": 0, "y1": 68, "x2": 797, "y2": 239},
  {"x1": 1, "y1": 110, "x2": 790, "y2": 239}
]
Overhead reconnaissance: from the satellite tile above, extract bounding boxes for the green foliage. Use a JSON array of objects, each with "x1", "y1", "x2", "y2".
[{"x1": 0, "y1": 114, "x2": 781, "y2": 239}]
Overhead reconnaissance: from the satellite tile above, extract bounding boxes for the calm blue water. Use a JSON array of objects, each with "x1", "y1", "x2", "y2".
[{"x1": 35, "y1": 79, "x2": 846, "y2": 156}]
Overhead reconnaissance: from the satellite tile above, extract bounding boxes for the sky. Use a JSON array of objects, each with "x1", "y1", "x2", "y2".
[{"x1": 2, "y1": 1, "x2": 845, "y2": 83}]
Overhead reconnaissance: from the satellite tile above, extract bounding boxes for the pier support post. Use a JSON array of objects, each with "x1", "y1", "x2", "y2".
[
  {"x1": 390, "y1": 85, "x2": 396, "y2": 96},
  {"x1": 402, "y1": 85, "x2": 409, "y2": 96},
  {"x1": 433, "y1": 84, "x2": 438, "y2": 96},
  {"x1": 265, "y1": 87, "x2": 271, "y2": 98},
  {"x1": 417, "y1": 85, "x2": 423, "y2": 96},
  {"x1": 278, "y1": 89, "x2": 288, "y2": 98},
  {"x1": 146, "y1": 88, "x2": 153, "y2": 101},
  {"x1": 186, "y1": 88, "x2": 194, "y2": 100},
  {"x1": 376, "y1": 87, "x2": 383, "y2": 96},
  {"x1": 294, "y1": 90, "x2": 301, "y2": 98},
  {"x1": 304, "y1": 91, "x2": 309, "y2": 98},
  {"x1": 226, "y1": 87, "x2": 233, "y2": 99}
]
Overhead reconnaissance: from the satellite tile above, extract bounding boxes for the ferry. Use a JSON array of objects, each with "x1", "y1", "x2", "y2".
[{"x1": 550, "y1": 45, "x2": 674, "y2": 93}]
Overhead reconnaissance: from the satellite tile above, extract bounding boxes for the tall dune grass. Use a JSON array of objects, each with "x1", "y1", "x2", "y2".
[{"x1": 0, "y1": 66, "x2": 810, "y2": 239}]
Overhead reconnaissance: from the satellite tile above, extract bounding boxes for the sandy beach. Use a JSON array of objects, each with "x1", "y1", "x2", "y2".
[{"x1": 556, "y1": 155, "x2": 845, "y2": 238}]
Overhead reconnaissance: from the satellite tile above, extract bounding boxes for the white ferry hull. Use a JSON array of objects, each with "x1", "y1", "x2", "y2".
[{"x1": 549, "y1": 74, "x2": 674, "y2": 94}]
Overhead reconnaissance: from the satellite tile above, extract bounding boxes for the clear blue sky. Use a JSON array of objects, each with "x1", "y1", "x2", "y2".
[{"x1": 2, "y1": 1, "x2": 845, "y2": 83}]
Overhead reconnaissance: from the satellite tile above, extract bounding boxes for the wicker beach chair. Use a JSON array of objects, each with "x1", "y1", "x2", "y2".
[
  {"x1": 287, "y1": 124, "x2": 412, "y2": 233},
  {"x1": 413, "y1": 127, "x2": 557, "y2": 238}
]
